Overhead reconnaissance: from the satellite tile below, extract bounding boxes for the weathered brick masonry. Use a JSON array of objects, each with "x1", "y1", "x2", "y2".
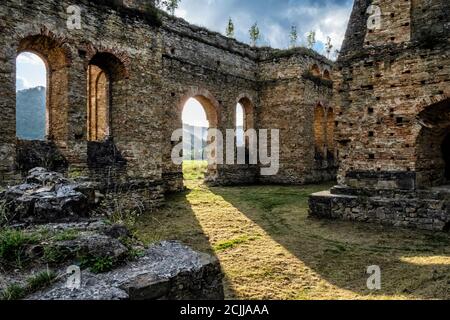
[
  {"x1": 309, "y1": 0, "x2": 450, "y2": 231},
  {"x1": 0, "y1": 0, "x2": 334, "y2": 208}
]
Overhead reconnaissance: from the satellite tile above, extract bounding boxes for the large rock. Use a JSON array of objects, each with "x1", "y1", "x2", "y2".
[
  {"x1": 28, "y1": 241, "x2": 224, "y2": 300},
  {"x1": 0, "y1": 168, "x2": 100, "y2": 224},
  {"x1": 51, "y1": 234, "x2": 129, "y2": 261}
]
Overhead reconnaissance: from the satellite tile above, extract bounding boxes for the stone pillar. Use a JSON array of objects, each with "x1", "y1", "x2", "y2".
[
  {"x1": 65, "y1": 50, "x2": 88, "y2": 177},
  {"x1": 0, "y1": 39, "x2": 18, "y2": 185}
]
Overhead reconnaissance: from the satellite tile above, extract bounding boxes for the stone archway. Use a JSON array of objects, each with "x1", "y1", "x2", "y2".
[
  {"x1": 17, "y1": 34, "x2": 71, "y2": 142},
  {"x1": 415, "y1": 97, "x2": 450, "y2": 188},
  {"x1": 87, "y1": 52, "x2": 127, "y2": 142},
  {"x1": 179, "y1": 88, "x2": 221, "y2": 182},
  {"x1": 236, "y1": 94, "x2": 255, "y2": 132}
]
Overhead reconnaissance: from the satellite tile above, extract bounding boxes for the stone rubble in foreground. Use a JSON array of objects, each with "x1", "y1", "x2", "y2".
[{"x1": 27, "y1": 241, "x2": 224, "y2": 300}]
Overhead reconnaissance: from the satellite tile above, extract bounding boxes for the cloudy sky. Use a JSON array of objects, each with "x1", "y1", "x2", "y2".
[
  {"x1": 16, "y1": 52, "x2": 47, "y2": 91},
  {"x1": 176, "y1": 0, "x2": 354, "y2": 58},
  {"x1": 16, "y1": 1, "x2": 354, "y2": 126}
]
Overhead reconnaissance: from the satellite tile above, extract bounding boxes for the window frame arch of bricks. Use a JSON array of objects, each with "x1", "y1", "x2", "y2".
[
  {"x1": 179, "y1": 89, "x2": 221, "y2": 177},
  {"x1": 311, "y1": 64, "x2": 321, "y2": 77},
  {"x1": 415, "y1": 97, "x2": 450, "y2": 188},
  {"x1": 16, "y1": 34, "x2": 71, "y2": 142},
  {"x1": 87, "y1": 52, "x2": 127, "y2": 142},
  {"x1": 235, "y1": 95, "x2": 256, "y2": 153}
]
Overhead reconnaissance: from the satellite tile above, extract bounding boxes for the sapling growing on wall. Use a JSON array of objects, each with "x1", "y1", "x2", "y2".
[
  {"x1": 226, "y1": 17, "x2": 235, "y2": 38},
  {"x1": 289, "y1": 25, "x2": 298, "y2": 48},
  {"x1": 325, "y1": 36, "x2": 333, "y2": 59},
  {"x1": 249, "y1": 22, "x2": 261, "y2": 47},
  {"x1": 157, "y1": 0, "x2": 181, "y2": 16},
  {"x1": 307, "y1": 30, "x2": 316, "y2": 49}
]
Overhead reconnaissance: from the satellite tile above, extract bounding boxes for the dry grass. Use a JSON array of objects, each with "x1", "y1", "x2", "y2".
[{"x1": 135, "y1": 162, "x2": 450, "y2": 300}]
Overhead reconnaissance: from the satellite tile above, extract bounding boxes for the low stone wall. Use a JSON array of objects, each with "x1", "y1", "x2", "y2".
[
  {"x1": 309, "y1": 187, "x2": 450, "y2": 232},
  {"x1": 29, "y1": 241, "x2": 224, "y2": 300}
]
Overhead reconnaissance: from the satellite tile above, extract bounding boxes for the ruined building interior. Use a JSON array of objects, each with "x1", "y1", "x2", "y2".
[
  {"x1": 0, "y1": 0, "x2": 335, "y2": 204},
  {"x1": 310, "y1": 0, "x2": 450, "y2": 231},
  {"x1": 0, "y1": 0, "x2": 449, "y2": 232}
]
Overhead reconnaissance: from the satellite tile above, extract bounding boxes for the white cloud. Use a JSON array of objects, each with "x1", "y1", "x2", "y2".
[
  {"x1": 16, "y1": 52, "x2": 47, "y2": 89},
  {"x1": 182, "y1": 98, "x2": 210, "y2": 127},
  {"x1": 174, "y1": 0, "x2": 353, "y2": 56},
  {"x1": 16, "y1": 52, "x2": 45, "y2": 66},
  {"x1": 16, "y1": 77, "x2": 29, "y2": 91}
]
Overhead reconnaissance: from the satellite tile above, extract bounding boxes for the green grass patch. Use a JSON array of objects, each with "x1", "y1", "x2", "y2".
[
  {"x1": 0, "y1": 228, "x2": 38, "y2": 269},
  {"x1": 43, "y1": 245, "x2": 73, "y2": 265},
  {"x1": 1, "y1": 284, "x2": 26, "y2": 300},
  {"x1": 79, "y1": 255, "x2": 115, "y2": 274},
  {"x1": 214, "y1": 236, "x2": 257, "y2": 252},
  {"x1": 27, "y1": 270, "x2": 57, "y2": 292},
  {"x1": 1, "y1": 269, "x2": 57, "y2": 300},
  {"x1": 52, "y1": 229, "x2": 79, "y2": 241},
  {"x1": 183, "y1": 160, "x2": 208, "y2": 181}
]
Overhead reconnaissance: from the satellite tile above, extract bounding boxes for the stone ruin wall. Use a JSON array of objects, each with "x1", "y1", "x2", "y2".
[
  {"x1": 309, "y1": 0, "x2": 450, "y2": 231},
  {"x1": 0, "y1": 0, "x2": 334, "y2": 207},
  {"x1": 258, "y1": 49, "x2": 335, "y2": 185},
  {"x1": 335, "y1": 0, "x2": 450, "y2": 190}
]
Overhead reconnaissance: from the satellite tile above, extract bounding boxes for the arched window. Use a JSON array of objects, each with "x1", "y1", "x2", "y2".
[
  {"x1": 311, "y1": 64, "x2": 321, "y2": 77},
  {"x1": 323, "y1": 69, "x2": 331, "y2": 80},
  {"x1": 87, "y1": 64, "x2": 110, "y2": 141},
  {"x1": 87, "y1": 52, "x2": 126, "y2": 142},
  {"x1": 16, "y1": 35, "x2": 70, "y2": 142},
  {"x1": 314, "y1": 103, "x2": 326, "y2": 158},
  {"x1": 236, "y1": 96, "x2": 255, "y2": 141},
  {"x1": 16, "y1": 52, "x2": 47, "y2": 140},
  {"x1": 236, "y1": 103, "x2": 245, "y2": 147}
]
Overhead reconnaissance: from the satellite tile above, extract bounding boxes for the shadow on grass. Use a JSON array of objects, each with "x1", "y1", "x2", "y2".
[
  {"x1": 135, "y1": 188, "x2": 233, "y2": 299},
  {"x1": 210, "y1": 184, "x2": 450, "y2": 299}
]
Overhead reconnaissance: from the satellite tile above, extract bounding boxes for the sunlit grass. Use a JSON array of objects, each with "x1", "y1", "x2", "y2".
[
  {"x1": 183, "y1": 160, "x2": 207, "y2": 181},
  {"x1": 399, "y1": 256, "x2": 450, "y2": 266},
  {"x1": 135, "y1": 165, "x2": 450, "y2": 300}
]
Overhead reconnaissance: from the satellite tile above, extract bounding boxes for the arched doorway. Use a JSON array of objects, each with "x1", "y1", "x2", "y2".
[
  {"x1": 16, "y1": 52, "x2": 47, "y2": 140},
  {"x1": 181, "y1": 94, "x2": 219, "y2": 182},
  {"x1": 416, "y1": 98, "x2": 450, "y2": 187}
]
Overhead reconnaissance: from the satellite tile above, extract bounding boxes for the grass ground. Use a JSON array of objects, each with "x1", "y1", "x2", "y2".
[{"x1": 136, "y1": 161, "x2": 450, "y2": 300}]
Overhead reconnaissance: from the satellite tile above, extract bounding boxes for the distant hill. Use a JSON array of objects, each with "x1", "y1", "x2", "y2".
[
  {"x1": 16, "y1": 86, "x2": 46, "y2": 140},
  {"x1": 182, "y1": 124, "x2": 245, "y2": 161},
  {"x1": 183, "y1": 124, "x2": 208, "y2": 160}
]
